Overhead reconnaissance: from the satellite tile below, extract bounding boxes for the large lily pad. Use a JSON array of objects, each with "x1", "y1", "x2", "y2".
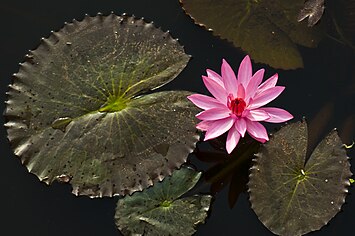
[
  {"x1": 115, "y1": 167, "x2": 212, "y2": 236},
  {"x1": 4, "y1": 13, "x2": 200, "y2": 197},
  {"x1": 180, "y1": 0, "x2": 324, "y2": 69},
  {"x1": 248, "y1": 121, "x2": 352, "y2": 236}
]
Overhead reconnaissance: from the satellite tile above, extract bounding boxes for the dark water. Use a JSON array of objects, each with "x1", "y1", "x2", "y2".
[{"x1": 0, "y1": 0, "x2": 354, "y2": 235}]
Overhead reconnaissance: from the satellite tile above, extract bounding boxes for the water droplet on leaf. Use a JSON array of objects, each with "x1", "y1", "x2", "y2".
[{"x1": 51, "y1": 117, "x2": 72, "y2": 132}]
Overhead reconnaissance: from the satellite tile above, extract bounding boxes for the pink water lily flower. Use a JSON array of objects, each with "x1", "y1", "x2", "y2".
[{"x1": 188, "y1": 55, "x2": 293, "y2": 154}]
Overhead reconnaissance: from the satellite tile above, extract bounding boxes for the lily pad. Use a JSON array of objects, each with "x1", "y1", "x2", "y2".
[
  {"x1": 115, "y1": 166, "x2": 212, "y2": 236},
  {"x1": 248, "y1": 121, "x2": 352, "y2": 236},
  {"x1": 297, "y1": 0, "x2": 325, "y2": 27},
  {"x1": 180, "y1": 0, "x2": 324, "y2": 69},
  {"x1": 4, "y1": 13, "x2": 200, "y2": 197}
]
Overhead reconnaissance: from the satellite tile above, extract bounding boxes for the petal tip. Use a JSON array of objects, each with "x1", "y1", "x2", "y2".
[
  {"x1": 206, "y1": 68, "x2": 213, "y2": 75},
  {"x1": 242, "y1": 55, "x2": 251, "y2": 64},
  {"x1": 186, "y1": 94, "x2": 194, "y2": 100},
  {"x1": 203, "y1": 134, "x2": 214, "y2": 141},
  {"x1": 221, "y1": 59, "x2": 230, "y2": 68},
  {"x1": 286, "y1": 114, "x2": 294, "y2": 121},
  {"x1": 226, "y1": 140, "x2": 237, "y2": 154}
]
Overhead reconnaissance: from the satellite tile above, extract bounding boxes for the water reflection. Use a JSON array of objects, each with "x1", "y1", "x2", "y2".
[{"x1": 195, "y1": 135, "x2": 260, "y2": 208}]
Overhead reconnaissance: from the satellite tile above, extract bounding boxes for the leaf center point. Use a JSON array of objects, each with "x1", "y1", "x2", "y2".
[
  {"x1": 99, "y1": 96, "x2": 128, "y2": 113},
  {"x1": 160, "y1": 200, "x2": 173, "y2": 208},
  {"x1": 297, "y1": 169, "x2": 307, "y2": 181}
]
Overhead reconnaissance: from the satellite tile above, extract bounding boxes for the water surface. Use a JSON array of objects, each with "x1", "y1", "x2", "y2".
[{"x1": 0, "y1": 0, "x2": 354, "y2": 235}]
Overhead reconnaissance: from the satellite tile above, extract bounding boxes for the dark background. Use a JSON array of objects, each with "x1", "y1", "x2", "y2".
[{"x1": 0, "y1": 0, "x2": 354, "y2": 235}]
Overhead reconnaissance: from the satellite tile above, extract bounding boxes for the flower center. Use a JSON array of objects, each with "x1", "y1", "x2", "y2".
[{"x1": 228, "y1": 94, "x2": 246, "y2": 116}]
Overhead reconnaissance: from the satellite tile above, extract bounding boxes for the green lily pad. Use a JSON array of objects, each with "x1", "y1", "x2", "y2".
[
  {"x1": 248, "y1": 121, "x2": 352, "y2": 236},
  {"x1": 4, "y1": 13, "x2": 200, "y2": 197},
  {"x1": 180, "y1": 0, "x2": 324, "y2": 69},
  {"x1": 115, "y1": 167, "x2": 212, "y2": 236}
]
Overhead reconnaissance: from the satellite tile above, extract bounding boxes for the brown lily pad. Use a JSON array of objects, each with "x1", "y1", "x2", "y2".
[
  {"x1": 180, "y1": 0, "x2": 324, "y2": 69},
  {"x1": 248, "y1": 121, "x2": 352, "y2": 235}
]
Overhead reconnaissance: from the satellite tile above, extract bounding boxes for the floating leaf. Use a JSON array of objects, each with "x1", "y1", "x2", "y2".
[
  {"x1": 248, "y1": 121, "x2": 352, "y2": 236},
  {"x1": 297, "y1": 0, "x2": 325, "y2": 27},
  {"x1": 115, "y1": 167, "x2": 212, "y2": 236},
  {"x1": 180, "y1": 0, "x2": 324, "y2": 69},
  {"x1": 5, "y1": 14, "x2": 200, "y2": 197}
]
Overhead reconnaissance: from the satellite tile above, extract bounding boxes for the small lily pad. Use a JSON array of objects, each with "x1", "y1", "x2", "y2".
[
  {"x1": 5, "y1": 14, "x2": 200, "y2": 197},
  {"x1": 115, "y1": 167, "x2": 212, "y2": 236},
  {"x1": 297, "y1": 0, "x2": 325, "y2": 27},
  {"x1": 180, "y1": 0, "x2": 324, "y2": 69},
  {"x1": 248, "y1": 121, "x2": 352, "y2": 236}
]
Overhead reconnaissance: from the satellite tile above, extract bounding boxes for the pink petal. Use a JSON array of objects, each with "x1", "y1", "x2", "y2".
[
  {"x1": 187, "y1": 94, "x2": 225, "y2": 110},
  {"x1": 202, "y1": 75, "x2": 228, "y2": 104},
  {"x1": 245, "y1": 69, "x2": 265, "y2": 102},
  {"x1": 237, "y1": 55, "x2": 252, "y2": 88},
  {"x1": 248, "y1": 86, "x2": 285, "y2": 109},
  {"x1": 204, "y1": 117, "x2": 235, "y2": 141},
  {"x1": 245, "y1": 109, "x2": 270, "y2": 121},
  {"x1": 257, "y1": 73, "x2": 278, "y2": 95},
  {"x1": 221, "y1": 59, "x2": 238, "y2": 97},
  {"x1": 246, "y1": 120, "x2": 269, "y2": 143},
  {"x1": 235, "y1": 117, "x2": 247, "y2": 137},
  {"x1": 249, "y1": 134, "x2": 268, "y2": 143},
  {"x1": 226, "y1": 125, "x2": 241, "y2": 154},
  {"x1": 237, "y1": 84, "x2": 245, "y2": 100},
  {"x1": 206, "y1": 69, "x2": 224, "y2": 88},
  {"x1": 196, "y1": 107, "x2": 231, "y2": 121},
  {"x1": 196, "y1": 120, "x2": 213, "y2": 131},
  {"x1": 259, "y1": 107, "x2": 293, "y2": 123}
]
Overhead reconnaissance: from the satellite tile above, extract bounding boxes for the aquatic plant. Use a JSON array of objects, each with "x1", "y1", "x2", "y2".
[
  {"x1": 3, "y1": 6, "x2": 353, "y2": 236},
  {"x1": 4, "y1": 13, "x2": 200, "y2": 197},
  {"x1": 188, "y1": 55, "x2": 293, "y2": 153},
  {"x1": 115, "y1": 167, "x2": 212, "y2": 236},
  {"x1": 180, "y1": 0, "x2": 324, "y2": 69},
  {"x1": 248, "y1": 120, "x2": 352, "y2": 235}
]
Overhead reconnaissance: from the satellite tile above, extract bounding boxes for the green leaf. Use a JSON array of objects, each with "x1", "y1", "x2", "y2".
[
  {"x1": 248, "y1": 121, "x2": 352, "y2": 236},
  {"x1": 180, "y1": 0, "x2": 324, "y2": 69},
  {"x1": 4, "y1": 14, "x2": 199, "y2": 197},
  {"x1": 115, "y1": 167, "x2": 212, "y2": 236}
]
